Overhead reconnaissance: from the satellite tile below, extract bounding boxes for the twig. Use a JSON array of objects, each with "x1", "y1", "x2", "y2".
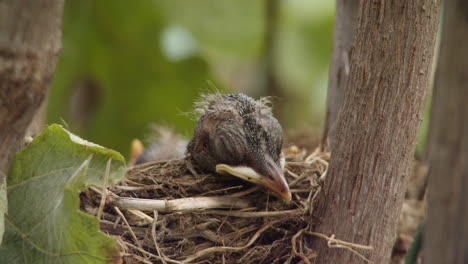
[
  {"x1": 290, "y1": 188, "x2": 313, "y2": 193},
  {"x1": 285, "y1": 168, "x2": 300, "y2": 179},
  {"x1": 126, "y1": 209, "x2": 153, "y2": 224},
  {"x1": 307, "y1": 157, "x2": 329, "y2": 169},
  {"x1": 291, "y1": 229, "x2": 311, "y2": 264},
  {"x1": 111, "y1": 196, "x2": 251, "y2": 212},
  {"x1": 124, "y1": 241, "x2": 183, "y2": 264},
  {"x1": 305, "y1": 231, "x2": 373, "y2": 250},
  {"x1": 306, "y1": 186, "x2": 321, "y2": 215},
  {"x1": 181, "y1": 224, "x2": 272, "y2": 263},
  {"x1": 305, "y1": 147, "x2": 322, "y2": 161},
  {"x1": 113, "y1": 207, "x2": 141, "y2": 248},
  {"x1": 286, "y1": 156, "x2": 328, "y2": 169},
  {"x1": 97, "y1": 158, "x2": 111, "y2": 219},
  {"x1": 123, "y1": 178, "x2": 146, "y2": 186},
  {"x1": 196, "y1": 185, "x2": 244, "y2": 196},
  {"x1": 285, "y1": 161, "x2": 313, "y2": 167},
  {"x1": 319, "y1": 168, "x2": 328, "y2": 182},
  {"x1": 127, "y1": 159, "x2": 167, "y2": 171},
  {"x1": 99, "y1": 219, "x2": 147, "y2": 237},
  {"x1": 306, "y1": 149, "x2": 329, "y2": 161},
  {"x1": 121, "y1": 253, "x2": 153, "y2": 264},
  {"x1": 304, "y1": 231, "x2": 374, "y2": 263},
  {"x1": 289, "y1": 173, "x2": 313, "y2": 187},
  {"x1": 226, "y1": 186, "x2": 261, "y2": 197},
  {"x1": 265, "y1": 191, "x2": 270, "y2": 212},
  {"x1": 206, "y1": 209, "x2": 302, "y2": 218},
  {"x1": 152, "y1": 211, "x2": 167, "y2": 264},
  {"x1": 185, "y1": 159, "x2": 200, "y2": 178},
  {"x1": 114, "y1": 185, "x2": 163, "y2": 191}
]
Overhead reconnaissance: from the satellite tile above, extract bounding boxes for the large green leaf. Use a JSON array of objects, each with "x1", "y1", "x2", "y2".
[{"x1": 0, "y1": 124, "x2": 125, "y2": 263}]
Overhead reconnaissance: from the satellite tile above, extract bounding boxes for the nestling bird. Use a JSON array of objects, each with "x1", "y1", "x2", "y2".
[
  {"x1": 186, "y1": 93, "x2": 291, "y2": 200},
  {"x1": 132, "y1": 126, "x2": 187, "y2": 165}
]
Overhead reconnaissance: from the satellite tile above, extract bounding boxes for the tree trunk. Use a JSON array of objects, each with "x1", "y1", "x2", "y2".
[
  {"x1": 311, "y1": 1, "x2": 440, "y2": 263},
  {"x1": 322, "y1": 0, "x2": 360, "y2": 150},
  {"x1": 0, "y1": 0, "x2": 64, "y2": 241},
  {"x1": 424, "y1": 1, "x2": 468, "y2": 263}
]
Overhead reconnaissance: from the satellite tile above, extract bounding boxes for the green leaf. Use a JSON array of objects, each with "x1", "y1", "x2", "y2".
[
  {"x1": 405, "y1": 219, "x2": 425, "y2": 264},
  {"x1": 0, "y1": 124, "x2": 125, "y2": 263}
]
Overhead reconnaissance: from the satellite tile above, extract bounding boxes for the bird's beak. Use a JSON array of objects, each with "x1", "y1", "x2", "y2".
[{"x1": 216, "y1": 156, "x2": 292, "y2": 201}]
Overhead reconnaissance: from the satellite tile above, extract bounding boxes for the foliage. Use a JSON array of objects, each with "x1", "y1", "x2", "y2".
[
  {"x1": 404, "y1": 219, "x2": 425, "y2": 264},
  {"x1": 47, "y1": 0, "x2": 335, "y2": 157},
  {"x1": 158, "y1": 0, "x2": 265, "y2": 58},
  {"x1": 48, "y1": 0, "x2": 222, "y2": 156},
  {"x1": 0, "y1": 125, "x2": 125, "y2": 263},
  {"x1": 0, "y1": 177, "x2": 5, "y2": 245}
]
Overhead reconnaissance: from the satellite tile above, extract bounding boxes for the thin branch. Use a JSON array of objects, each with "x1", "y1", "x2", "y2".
[{"x1": 110, "y1": 196, "x2": 251, "y2": 212}]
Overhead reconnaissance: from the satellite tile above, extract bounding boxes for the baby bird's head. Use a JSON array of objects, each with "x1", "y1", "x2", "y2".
[{"x1": 187, "y1": 93, "x2": 291, "y2": 200}]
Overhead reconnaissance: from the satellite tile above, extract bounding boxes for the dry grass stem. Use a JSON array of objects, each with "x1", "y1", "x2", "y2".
[
  {"x1": 206, "y1": 209, "x2": 303, "y2": 218},
  {"x1": 126, "y1": 209, "x2": 153, "y2": 224},
  {"x1": 114, "y1": 206, "x2": 141, "y2": 248},
  {"x1": 291, "y1": 229, "x2": 313, "y2": 264},
  {"x1": 96, "y1": 158, "x2": 111, "y2": 219},
  {"x1": 304, "y1": 231, "x2": 374, "y2": 263}
]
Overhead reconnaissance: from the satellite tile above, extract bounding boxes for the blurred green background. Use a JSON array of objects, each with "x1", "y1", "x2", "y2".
[{"x1": 47, "y1": 0, "x2": 335, "y2": 157}]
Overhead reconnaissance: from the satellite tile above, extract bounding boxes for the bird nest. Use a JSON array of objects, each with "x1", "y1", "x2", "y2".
[{"x1": 80, "y1": 146, "x2": 329, "y2": 263}]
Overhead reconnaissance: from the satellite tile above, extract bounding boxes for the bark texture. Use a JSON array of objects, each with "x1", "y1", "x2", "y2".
[
  {"x1": 0, "y1": 0, "x2": 63, "y2": 173},
  {"x1": 312, "y1": 1, "x2": 440, "y2": 263},
  {"x1": 0, "y1": 0, "x2": 64, "y2": 239},
  {"x1": 322, "y1": 0, "x2": 360, "y2": 150},
  {"x1": 424, "y1": 1, "x2": 468, "y2": 263}
]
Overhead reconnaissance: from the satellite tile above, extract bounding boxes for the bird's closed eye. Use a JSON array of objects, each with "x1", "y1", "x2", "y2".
[{"x1": 195, "y1": 133, "x2": 209, "y2": 152}]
